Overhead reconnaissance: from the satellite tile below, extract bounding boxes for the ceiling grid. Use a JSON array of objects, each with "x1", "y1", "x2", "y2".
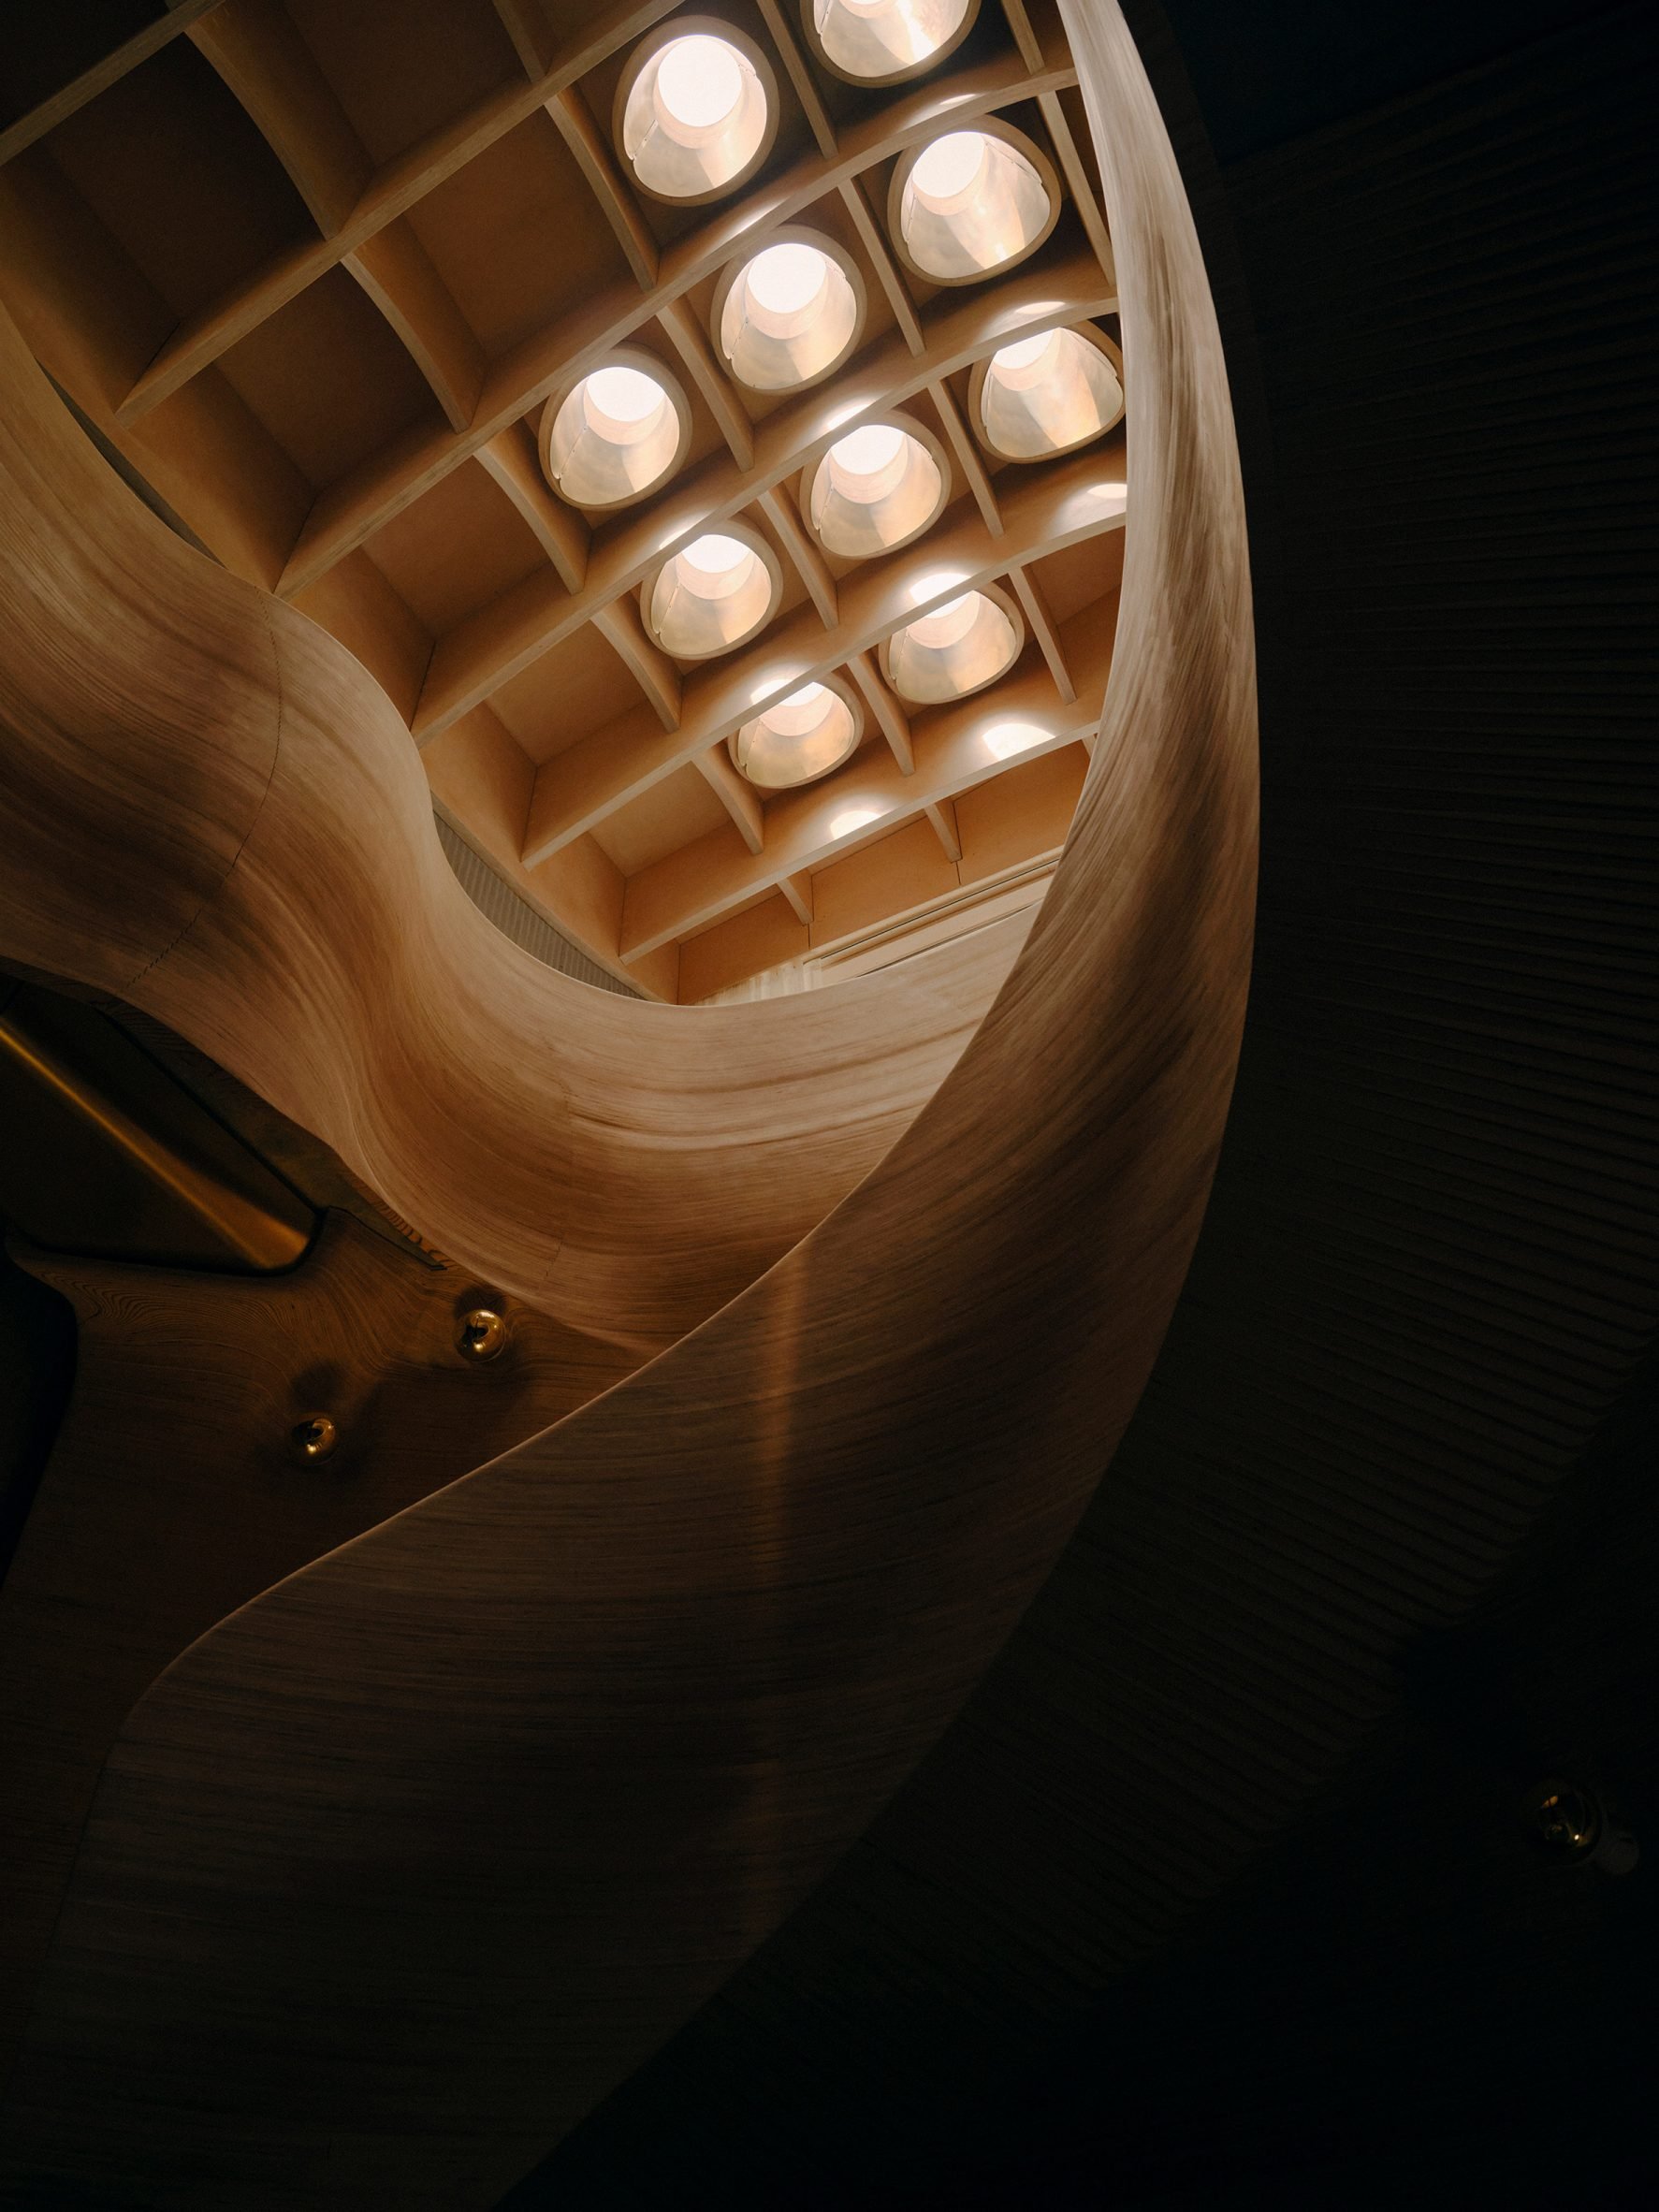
[{"x1": 0, "y1": 0, "x2": 1129, "y2": 998}]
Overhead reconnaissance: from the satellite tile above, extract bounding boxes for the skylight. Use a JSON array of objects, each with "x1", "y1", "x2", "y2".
[
  {"x1": 892, "y1": 124, "x2": 1057, "y2": 284},
  {"x1": 618, "y1": 26, "x2": 775, "y2": 201},
  {"x1": 543, "y1": 355, "x2": 689, "y2": 509},
  {"x1": 880, "y1": 585, "x2": 1025, "y2": 702},
  {"x1": 730, "y1": 678, "x2": 864, "y2": 789},
  {"x1": 807, "y1": 417, "x2": 948, "y2": 559}
]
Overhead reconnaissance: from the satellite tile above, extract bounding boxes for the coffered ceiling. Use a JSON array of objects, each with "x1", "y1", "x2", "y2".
[{"x1": 0, "y1": 0, "x2": 1127, "y2": 1000}]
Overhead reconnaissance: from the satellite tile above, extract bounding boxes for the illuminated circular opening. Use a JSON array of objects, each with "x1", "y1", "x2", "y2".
[
  {"x1": 729, "y1": 676, "x2": 863, "y2": 790},
  {"x1": 805, "y1": 0, "x2": 979, "y2": 86},
  {"x1": 541, "y1": 353, "x2": 690, "y2": 509},
  {"x1": 583, "y1": 364, "x2": 663, "y2": 424},
  {"x1": 891, "y1": 124, "x2": 1056, "y2": 285},
  {"x1": 747, "y1": 241, "x2": 831, "y2": 321},
  {"x1": 716, "y1": 231, "x2": 864, "y2": 392},
  {"x1": 911, "y1": 130, "x2": 986, "y2": 203},
  {"x1": 993, "y1": 330, "x2": 1054, "y2": 374},
  {"x1": 656, "y1": 35, "x2": 742, "y2": 130},
  {"x1": 906, "y1": 591, "x2": 981, "y2": 649},
  {"x1": 681, "y1": 531, "x2": 750, "y2": 578},
  {"x1": 806, "y1": 414, "x2": 948, "y2": 560},
  {"x1": 971, "y1": 324, "x2": 1126, "y2": 462},
  {"x1": 832, "y1": 422, "x2": 905, "y2": 477},
  {"x1": 618, "y1": 22, "x2": 776, "y2": 203},
  {"x1": 646, "y1": 525, "x2": 780, "y2": 660},
  {"x1": 880, "y1": 584, "x2": 1024, "y2": 703}
]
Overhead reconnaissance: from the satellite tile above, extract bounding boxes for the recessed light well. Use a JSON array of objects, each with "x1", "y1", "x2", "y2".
[
  {"x1": 805, "y1": 415, "x2": 949, "y2": 558},
  {"x1": 617, "y1": 21, "x2": 777, "y2": 203},
  {"x1": 714, "y1": 231, "x2": 866, "y2": 392},
  {"x1": 540, "y1": 352, "x2": 691, "y2": 510},
  {"x1": 889, "y1": 124, "x2": 1058, "y2": 285},
  {"x1": 645, "y1": 525, "x2": 781, "y2": 660},
  {"x1": 803, "y1": 0, "x2": 980, "y2": 86},
  {"x1": 729, "y1": 676, "x2": 864, "y2": 790},
  {"x1": 880, "y1": 584, "x2": 1025, "y2": 702},
  {"x1": 970, "y1": 325, "x2": 1125, "y2": 461}
]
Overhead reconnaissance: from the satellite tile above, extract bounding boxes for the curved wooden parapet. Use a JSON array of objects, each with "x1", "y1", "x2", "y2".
[
  {"x1": 0, "y1": 327, "x2": 1031, "y2": 1350},
  {"x1": 0, "y1": 3, "x2": 1256, "y2": 2203}
]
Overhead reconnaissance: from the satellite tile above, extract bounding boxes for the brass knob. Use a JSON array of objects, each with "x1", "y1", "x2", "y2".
[
  {"x1": 290, "y1": 1413, "x2": 339, "y2": 1464},
  {"x1": 1521, "y1": 1778, "x2": 1600, "y2": 1860},
  {"x1": 457, "y1": 1306, "x2": 508, "y2": 1362}
]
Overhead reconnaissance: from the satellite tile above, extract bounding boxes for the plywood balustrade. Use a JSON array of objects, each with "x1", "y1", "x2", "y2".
[
  {"x1": 0, "y1": 1212, "x2": 645, "y2": 2091},
  {"x1": 0, "y1": 299, "x2": 1026, "y2": 1350},
  {"x1": 0, "y1": 2, "x2": 1256, "y2": 2199}
]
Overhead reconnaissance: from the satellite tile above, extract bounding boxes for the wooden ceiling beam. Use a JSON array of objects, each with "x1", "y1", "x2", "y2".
[
  {"x1": 523, "y1": 450, "x2": 1124, "y2": 863},
  {"x1": 594, "y1": 600, "x2": 680, "y2": 731},
  {"x1": 923, "y1": 797, "x2": 962, "y2": 863},
  {"x1": 760, "y1": 485, "x2": 837, "y2": 626},
  {"x1": 264, "y1": 51, "x2": 1086, "y2": 592},
  {"x1": 115, "y1": 0, "x2": 686, "y2": 423},
  {"x1": 188, "y1": 0, "x2": 372, "y2": 235},
  {"x1": 998, "y1": 0, "x2": 1046, "y2": 72},
  {"x1": 414, "y1": 260, "x2": 1115, "y2": 737},
  {"x1": 849, "y1": 650, "x2": 912, "y2": 774},
  {"x1": 0, "y1": 0, "x2": 226, "y2": 167},
  {"x1": 838, "y1": 178, "x2": 924, "y2": 356},
  {"x1": 691, "y1": 748, "x2": 765, "y2": 855},
  {"x1": 661, "y1": 300, "x2": 753, "y2": 471},
  {"x1": 617, "y1": 638, "x2": 1110, "y2": 959},
  {"x1": 778, "y1": 872, "x2": 814, "y2": 926},
  {"x1": 1040, "y1": 89, "x2": 1116, "y2": 286},
  {"x1": 928, "y1": 374, "x2": 1003, "y2": 536},
  {"x1": 488, "y1": 0, "x2": 559, "y2": 81},
  {"x1": 753, "y1": 0, "x2": 838, "y2": 160},
  {"x1": 345, "y1": 222, "x2": 486, "y2": 432},
  {"x1": 473, "y1": 424, "x2": 589, "y2": 592},
  {"x1": 1009, "y1": 561, "x2": 1077, "y2": 703},
  {"x1": 546, "y1": 84, "x2": 660, "y2": 292}
]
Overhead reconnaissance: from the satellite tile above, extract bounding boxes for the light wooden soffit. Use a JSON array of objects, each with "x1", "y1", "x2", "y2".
[
  {"x1": 619, "y1": 636, "x2": 1112, "y2": 959},
  {"x1": 525, "y1": 452, "x2": 1126, "y2": 864},
  {"x1": 415, "y1": 256, "x2": 1113, "y2": 740},
  {"x1": 264, "y1": 45, "x2": 1088, "y2": 593}
]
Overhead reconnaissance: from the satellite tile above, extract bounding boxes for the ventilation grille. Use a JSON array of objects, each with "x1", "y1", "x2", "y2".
[{"x1": 434, "y1": 816, "x2": 640, "y2": 998}]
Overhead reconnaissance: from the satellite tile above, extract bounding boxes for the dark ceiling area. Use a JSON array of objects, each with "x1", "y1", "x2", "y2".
[{"x1": 498, "y1": 0, "x2": 1659, "y2": 2203}]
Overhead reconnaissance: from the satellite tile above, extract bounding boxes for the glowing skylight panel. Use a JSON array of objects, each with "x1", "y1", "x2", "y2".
[{"x1": 618, "y1": 26, "x2": 775, "y2": 201}]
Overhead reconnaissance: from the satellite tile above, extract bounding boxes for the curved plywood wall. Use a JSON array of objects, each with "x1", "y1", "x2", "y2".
[
  {"x1": 0, "y1": 3, "x2": 1256, "y2": 2203},
  {"x1": 0, "y1": 301, "x2": 1034, "y2": 1351}
]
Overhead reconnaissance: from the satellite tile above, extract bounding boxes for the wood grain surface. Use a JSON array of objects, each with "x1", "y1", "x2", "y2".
[
  {"x1": 0, "y1": 284, "x2": 1032, "y2": 1350},
  {"x1": 0, "y1": 0, "x2": 1127, "y2": 997},
  {"x1": 0, "y1": 3, "x2": 1256, "y2": 2201},
  {"x1": 0, "y1": 1213, "x2": 642, "y2": 2095}
]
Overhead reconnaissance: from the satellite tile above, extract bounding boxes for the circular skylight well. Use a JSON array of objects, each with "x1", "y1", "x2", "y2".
[
  {"x1": 889, "y1": 123, "x2": 1058, "y2": 284},
  {"x1": 805, "y1": 415, "x2": 949, "y2": 559},
  {"x1": 728, "y1": 675, "x2": 864, "y2": 790},
  {"x1": 617, "y1": 22, "x2": 777, "y2": 202},
  {"x1": 804, "y1": 0, "x2": 980, "y2": 86},
  {"x1": 970, "y1": 324, "x2": 1125, "y2": 461},
  {"x1": 540, "y1": 352, "x2": 691, "y2": 510},
  {"x1": 880, "y1": 582, "x2": 1025, "y2": 702},
  {"x1": 714, "y1": 231, "x2": 866, "y2": 392},
  {"x1": 645, "y1": 524, "x2": 782, "y2": 660}
]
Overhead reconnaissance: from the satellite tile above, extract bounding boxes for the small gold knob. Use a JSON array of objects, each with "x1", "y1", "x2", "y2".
[
  {"x1": 1521, "y1": 1778, "x2": 1600, "y2": 1859},
  {"x1": 457, "y1": 1306, "x2": 508, "y2": 1362},
  {"x1": 290, "y1": 1413, "x2": 338, "y2": 1464}
]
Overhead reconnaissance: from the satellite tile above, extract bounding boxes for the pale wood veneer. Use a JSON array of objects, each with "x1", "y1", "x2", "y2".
[{"x1": 0, "y1": 1, "x2": 1256, "y2": 2196}]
